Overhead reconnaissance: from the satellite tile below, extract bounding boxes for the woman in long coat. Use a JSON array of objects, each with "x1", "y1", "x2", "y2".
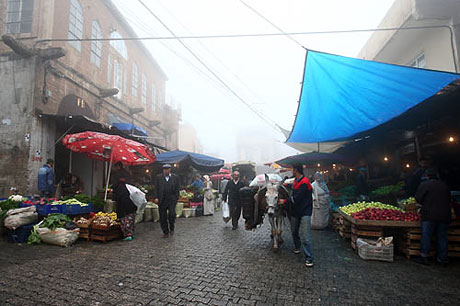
[
  {"x1": 311, "y1": 172, "x2": 330, "y2": 229},
  {"x1": 203, "y1": 175, "x2": 215, "y2": 216}
]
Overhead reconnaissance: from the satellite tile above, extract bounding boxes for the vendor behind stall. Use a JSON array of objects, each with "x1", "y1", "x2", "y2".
[
  {"x1": 55, "y1": 173, "x2": 83, "y2": 198},
  {"x1": 111, "y1": 162, "x2": 132, "y2": 185},
  {"x1": 355, "y1": 167, "x2": 369, "y2": 201},
  {"x1": 191, "y1": 175, "x2": 203, "y2": 189}
]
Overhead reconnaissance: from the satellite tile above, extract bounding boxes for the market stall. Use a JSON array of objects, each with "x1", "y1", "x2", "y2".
[{"x1": 336, "y1": 200, "x2": 460, "y2": 261}]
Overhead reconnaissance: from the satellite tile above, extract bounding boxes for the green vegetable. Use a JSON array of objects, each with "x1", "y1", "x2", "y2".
[
  {"x1": 40, "y1": 213, "x2": 71, "y2": 231},
  {"x1": 0, "y1": 199, "x2": 20, "y2": 220},
  {"x1": 65, "y1": 194, "x2": 104, "y2": 210},
  {"x1": 27, "y1": 225, "x2": 41, "y2": 245},
  {"x1": 372, "y1": 182, "x2": 404, "y2": 196},
  {"x1": 90, "y1": 196, "x2": 105, "y2": 210}
]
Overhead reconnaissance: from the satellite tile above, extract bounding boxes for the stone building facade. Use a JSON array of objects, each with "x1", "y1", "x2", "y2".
[{"x1": 0, "y1": 0, "x2": 179, "y2": 196}]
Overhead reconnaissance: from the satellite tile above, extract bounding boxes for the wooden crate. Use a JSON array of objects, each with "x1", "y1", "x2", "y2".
[
  {"x1": 398, "y1": 226, "x2": 460, "y2": 259},
  {"x1": 351, "y1": 225, "x2": 384, "y2": 251},
  {"x1": 78, "y1": 228, "x2": 90, "y2": 241},
  {"x1": 339, "y1": 229, "x2": 351, "y2": 239},
  {"x1": 330, "y1": 212, "x2": 340, "y2": 231},
  {"x1": 90, "y1": 225, "x2": 122, "y2": 243}
]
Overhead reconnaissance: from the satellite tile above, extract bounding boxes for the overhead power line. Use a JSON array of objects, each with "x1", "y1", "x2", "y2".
[
  {"x1": 239, "y1": 0, "x2": 305, "y2": 49},
  {"x1": 36, "y1": 24, "x2": 453, "y2": 44},
  {"x1": 137, "y1": 0, "x2": 279, "y2": 130}
]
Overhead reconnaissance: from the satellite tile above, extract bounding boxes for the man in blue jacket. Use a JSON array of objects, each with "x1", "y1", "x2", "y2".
[
  {"x1": 38, "y1": 159, "x2": 55, "y2": 197},
  {"x1": 287, "y1": 163, "x2": 314, "y2": 267}
]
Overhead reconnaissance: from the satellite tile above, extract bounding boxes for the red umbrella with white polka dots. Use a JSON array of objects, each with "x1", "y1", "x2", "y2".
[
  {"x1": 63, "y1": 131, "x2": 156, "y2": 199},
  {"x1": 63, "y1": 131, "x2": 156, "y2": 166}
]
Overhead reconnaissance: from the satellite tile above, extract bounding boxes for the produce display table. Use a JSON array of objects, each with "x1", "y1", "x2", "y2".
[
  {"x1": 338, "y1": 209, "x2": 420, "y2": 254},
  {"x1": 338, "y1": 210, "x2": 460, "y2": 259},
  {"x1": 338, "y1": 209, "x2": 420, "y2": 228}
]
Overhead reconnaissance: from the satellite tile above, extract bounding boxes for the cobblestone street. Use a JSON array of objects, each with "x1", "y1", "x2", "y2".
[{"x1": 1, "y1": 211, "x2": 459, "y2": 306}]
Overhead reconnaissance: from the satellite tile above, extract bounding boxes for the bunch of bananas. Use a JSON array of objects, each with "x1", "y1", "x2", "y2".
[{"x1": 95, "y1": 211, "x2": 117, "y2": 220}]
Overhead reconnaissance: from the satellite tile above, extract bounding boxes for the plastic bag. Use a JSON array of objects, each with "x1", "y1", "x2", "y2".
[
  {"x1": 222, "y1": 201, "x2": 230, "y2": 223},
  {"x1": 126, "y1": 184, "x2": 147, "y2": 208},
  {"x1": 37, "y1": 227, "x2": 79, "y2": 247},
  {"x1": 4, "y1": 206, "x2": 38, "y2": 230}
]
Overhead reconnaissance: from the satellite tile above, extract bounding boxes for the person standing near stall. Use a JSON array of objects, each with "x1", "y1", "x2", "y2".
[
  {"x1": 154, "y1": 164, "x2": 180, "y2": 238},
  {"x1": 223, "y1": 171, "x2": 245, "y2": 230},
  {"x1": 311, "y1": 172, "x2": 330, "y2": 230},
  {"x1": 203, "y1": 175, "x2": 214, "y2": 216},
  {"x1": 415, "y1": 168, "x2": 451, "y2": 265},
  {"x1": 38, "y1": 159, "x2": 55, "y2": 197},
  {"x1": 355, "y1": 167, "x2": 369, "y2": 201},
  {"x1": 112, "y1": 168, "x2": 137, "y2": 241}
]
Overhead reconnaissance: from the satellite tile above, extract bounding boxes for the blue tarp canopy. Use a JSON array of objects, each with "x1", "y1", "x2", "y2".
[
  {"x1": 287, "y1": 50, "x2": 460, "y2": 145},
  {"x1": 112, "y1": 123, "x2": 148, "y2": 136},
  {"x1": 155, "y1": 150, "x2": 224, "y2": 172}
]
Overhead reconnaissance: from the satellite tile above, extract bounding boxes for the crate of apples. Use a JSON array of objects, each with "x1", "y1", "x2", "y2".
[{"x1": 351, "y1": 208, "x2": 419, "y2": 222}]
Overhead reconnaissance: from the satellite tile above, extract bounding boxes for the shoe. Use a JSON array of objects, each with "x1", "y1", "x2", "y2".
[
  {"x1": 163, "y1": 233, "x2": 169, "y2": 238},
  {"x1": 170, "y1": 231, "x2": 174, "y2": 236},
  {"x1": 305, "y1": 260, "x2": 314, "y2": 267},
  {"x1": 293, "y1": 249, "x2": 301, "y2": 254},
  {"x1": 413, "y1": 256, "x2": 430, "y2": 265},
  {"x1": 437, "y1": 258, "x2": 449, "y2": 267},
  {"x1": 232, "y1": 226, "x2": 237, "y2": 230},
  {"x1": 122, "y1": 236, "x2": 133, "y2": 241}
]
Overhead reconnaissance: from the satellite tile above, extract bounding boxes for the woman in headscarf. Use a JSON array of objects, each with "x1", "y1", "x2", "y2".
[
  {"x1": 112, "y1": 163, "x2": 137, "y2": 241},
  {"x1": 311, "y1": 172, "x2": 330, "y2": 229},
  {"x1": 203, "y1": 175, "x2": 215, "y2": 216}
]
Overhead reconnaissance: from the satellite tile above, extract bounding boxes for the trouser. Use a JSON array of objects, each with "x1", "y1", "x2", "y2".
[
  {"x1": 290, "y1": 215, "x2": 313, "y2": 261},
  {"x1": 230, "y1": 202, "x2": 241, "y2": 228},
  {"x1": 159, "y1": 201, "x2": 177, "y2": 234},
  {"x1": 421, "y1": 221, "x2": 449, "y2": 262},
  {"x1": 120, "y1": 213, "x2": 136, "y2": 238}
]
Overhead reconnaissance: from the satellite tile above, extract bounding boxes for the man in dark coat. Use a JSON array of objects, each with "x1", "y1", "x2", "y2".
[
  {"x1": 154, "y1": 164, "x2": 180, "y2": 238},
  {"x1": 415, "y1": 168, "x2": 451, "y2": 265},
  {"x1": 286, "y1": 164, "x2": 314, "y2": 267},
  {"x1": 223, "y1": 171, "x2": 245, "y2": 230}
]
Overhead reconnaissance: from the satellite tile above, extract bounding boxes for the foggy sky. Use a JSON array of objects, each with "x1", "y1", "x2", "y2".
[{"x1": 113, "y1": 0, "x2": 395, "y2": 163}]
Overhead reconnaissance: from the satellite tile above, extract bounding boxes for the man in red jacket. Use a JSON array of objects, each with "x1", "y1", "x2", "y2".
[{"x1": 287, "y1": 164, "x2": 314, "y2": 267}]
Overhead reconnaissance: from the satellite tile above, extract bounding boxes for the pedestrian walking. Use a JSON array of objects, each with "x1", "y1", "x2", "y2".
[
  {"x1": 287, "y1": 164, "x2": 314, "y2": 267},
  {"x1": 223, "y1": 171, "x2": 245, "y2": 230},
  {"x1": 38, "y1": 159, "x2": 55, "y2": 197},
  {"x1": 154, "y1": 164, "x2": 180, "y2": 238},
  {"x1": 203, "y1": 175, "x2": 214, "y2": 216},
  {"x1": 112, "y1": 174, "x2": 137, "y2": 241},
  {"x1": 311, "y1": 172, "x2": 330, "y2": 230},
  {"x1": 414, "y1": 168, "x2": 451, "y2": 265}
]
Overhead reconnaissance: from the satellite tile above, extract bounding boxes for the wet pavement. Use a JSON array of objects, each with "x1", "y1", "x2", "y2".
[{"x1": 1, "y1": 211, "x2": 459, "y2": 305}]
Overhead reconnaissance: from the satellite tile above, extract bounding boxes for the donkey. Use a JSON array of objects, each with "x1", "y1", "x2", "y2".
[{"x1": 255, "y1": 174, "x2": 290, "y2": 252}]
